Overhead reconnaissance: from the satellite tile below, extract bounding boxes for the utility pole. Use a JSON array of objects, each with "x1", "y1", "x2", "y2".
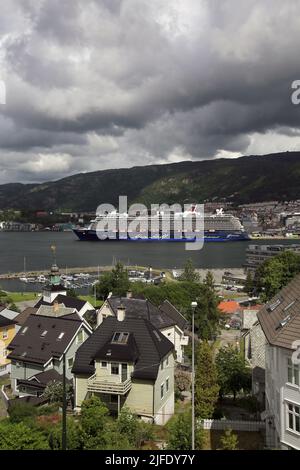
[
  {"x1": 62, "y1": 352, "x2": 67, "y2": 450},
  {"x1": 191, "y1": 301, "x2": 198, "y2": 451}
]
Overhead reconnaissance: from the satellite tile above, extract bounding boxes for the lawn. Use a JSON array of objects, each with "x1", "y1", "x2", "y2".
[
  {"x1": 78, "y1": 295, "x2": 103, "y2": 309},
  {"x1": 0, "y1": 291, "x2": 38, "y2": 303}
]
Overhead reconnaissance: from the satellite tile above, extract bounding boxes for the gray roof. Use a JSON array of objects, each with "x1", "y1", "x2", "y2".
[
  {"x1": 34, "y1": 294, "x2": 88, "y2": 312},
  {"x1": 158, "y1": 300, "x2": 188, "y2": 330},
  {"x1": 37, "y1": 305, "x2": 77, "y2": 318},
  {"x1": 258, "y1": 273, "x2": 300, "y2": 350},
  {"x1": 0, "y1": 307, "x2": 20, "y2": 321},
  {"x1": 8, "y1": 314, "x2": 82, "y2": 365},
  {"x1": 72, "y1": 316, "x2": 174, "y2": 380},
  {"x1": 242, "y1": 309, "x2": 259, "y2": 330},
  {"x1": 107, "y1": 296, "x2": 187, "y2": 331},
  {"x1": 17, "y1": 369, "x2": 71, "y2": 390}
]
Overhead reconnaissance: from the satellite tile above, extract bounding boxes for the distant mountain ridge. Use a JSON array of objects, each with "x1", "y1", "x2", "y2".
[{"x1": 0, "y1": 151, "x2": 300, "y2": 211}]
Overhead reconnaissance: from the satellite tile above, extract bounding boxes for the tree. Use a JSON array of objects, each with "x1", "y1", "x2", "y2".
[
  {"x1": 179, "y1": 259, "x2": 200, "y2": 283},
  {"x1": 195, "y1": 341, "x2": 219, "y2": 418},
  {"x1": 116, "y1": 407, "x2": 153, "y2": 448},
  {"x1": 204, "y1": 271, "x2": 214, "y2": 290},
  {"x1": 219, "y1": 429, "x2": 238, "y2": 450},
  {"x1": 254, "y1": 251, "x2": 300, "y2": 301},
  {"x1": 166, "y1": 411, "x2": 204, "y2": 450},
  {"x1": 0, "y1": 421, "x2": 49, "y2": 450},
  {"x1": 42, "y1": 380, "x2": 73, "y2": 405},
  {"x1": 117, "y1": 407, "x2": 139, "y2": 446},
  {"x1": 216, "y1": 346, "x2": 251, "y2": 400},
  {"x1": 175, "y1": 369, "x2": 191, "y2": 393},
  {"x1": 48, "y1": 418, "x2": 83, "y2": 450},
  {"x1": 244, "y1": 271, "x2": 254, "y2": 296},
  {"x1": 80, "y1": 396, "x2": 109, "y2": 449},
  {"x1": 96, "y1": 262, "x2": 130, "y2": 299}
]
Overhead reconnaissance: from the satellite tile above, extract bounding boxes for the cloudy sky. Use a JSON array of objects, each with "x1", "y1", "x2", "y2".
[{"x1": 0, "y1": 0, "x2": 300, "y2": 184}]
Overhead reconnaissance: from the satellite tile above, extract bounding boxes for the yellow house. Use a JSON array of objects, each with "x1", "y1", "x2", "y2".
[{"x1": 0, "y1": 314, "x2": 17, "y2": 376}]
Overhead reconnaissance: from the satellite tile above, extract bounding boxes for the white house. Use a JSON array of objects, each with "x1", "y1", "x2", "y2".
[{"x1": 258, "y1": 274, "x2": 300, "y2": 450}]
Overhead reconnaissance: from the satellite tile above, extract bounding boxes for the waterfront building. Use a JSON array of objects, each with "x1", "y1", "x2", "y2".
[{"x1": 245, "y1": 244, "x2": 300, "y2": 274}]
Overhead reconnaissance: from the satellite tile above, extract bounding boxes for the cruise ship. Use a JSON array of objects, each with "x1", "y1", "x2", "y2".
[{"x1": 73, "y1": 207, "x2": 249, "y2": 242}]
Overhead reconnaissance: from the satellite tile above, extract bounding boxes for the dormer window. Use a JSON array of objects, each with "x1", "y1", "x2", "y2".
[
  {"x1": 57, "y1": 332, "x2": 65, "y2": 341},
  {"x1": 21, "y1": 326, "x2": 28, "y2": 335},
  {"x1": 41, "y1": 330, "x2": 48, "y2": 337},
  {"x1": 112, "y1": 332, "x2": 129, "y2": 344}
]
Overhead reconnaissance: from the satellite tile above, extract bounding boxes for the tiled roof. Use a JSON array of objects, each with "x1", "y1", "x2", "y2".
[
  {"x1": 107, "y1": 296, "x2": 184, "y2": 330},
  {"x1": 257, "y1": 273, "x2": 300, "y2": 350},
  {"x1": 218, "y1": 300, "x2": 241, "y2": 314},
  {"x1": 17, "y1": 369, "x2": 71, "y2": 390},
  {"x1": 14, "y1": 307, "x2": 38, "y2": 326},
  {"x1": 8, "y1": 314, "x2": 82, "y2": 365},
  {"x1": 72, "y1": 316, "x2": 174, "y2": 380},
  {"x1": 34, "y1": 294, "x2": 87, "y2": 312},
  {"x1": 158, "y1": 300, "x2": 188, "y2": 331}
]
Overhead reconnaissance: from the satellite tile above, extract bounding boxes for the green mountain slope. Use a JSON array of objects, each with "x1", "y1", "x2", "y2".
[{"x1": 0, "y1": 152, "x2": 299, "y2": 211}]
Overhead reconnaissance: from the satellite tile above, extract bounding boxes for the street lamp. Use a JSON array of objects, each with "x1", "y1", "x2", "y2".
[{"x1": 191, "y1": 301, "x2": 197, "y2": 451}]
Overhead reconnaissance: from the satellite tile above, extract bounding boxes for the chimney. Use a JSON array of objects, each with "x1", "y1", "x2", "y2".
[
  {"x1": 53, "y1": 300, "x2": 59, "y2": 315},
  {"x1": 117, "y1": 304, "x2": 126, "y2": 322},
  {"x1": 97, "y1": 309, "x2": 104, "y2": 326},
  {"x1": 126, "y1": 290, "x2": 132, "y2": 299}
]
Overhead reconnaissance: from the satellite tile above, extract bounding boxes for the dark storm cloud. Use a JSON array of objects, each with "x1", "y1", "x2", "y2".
[{"x1": 0, "y1": 0, "x2": 300, "y2": 183}]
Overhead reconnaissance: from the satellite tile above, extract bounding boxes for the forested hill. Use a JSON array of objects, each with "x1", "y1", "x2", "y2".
[{"x1": 0, "y1": 151, "x2": 299, "y2": 211}]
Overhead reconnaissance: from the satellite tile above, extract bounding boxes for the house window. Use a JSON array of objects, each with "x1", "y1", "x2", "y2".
[
  {"x1": 112, "y1": 332, "x2": 129, "y2": 344},
  {"x1": 41, "y1": 330, "x2": 48, "y2": 337},
  {"x1": 101, "y1": 362, "x2": 107, "y2": 368},
  {"x1": 57, "y1": 332, "x2": 65, "y2": 341},
  {"x1": 2, "y1": 329, "x2": 8, "y2": 339},
  {"x1": 166, "y1": 355, "x2": 169, "y2": 367},
  {"x1": 67, "y1": 357, "x2": 74, "y2": 369},
  {"x1": 160, "y1": 362, "x2": 163, "y2": 371},
  {"x1": 21, "y1": 326, "x2": 28, "y2": 335},
  {"x1": 287, "y1": 403, "x2": 300, "y2": 433},
  {"x1": 160, "y1": 383, "x2": 164, "y2": 399},
  {"x1": 77, "y1": 330, "x2": 84, "y2": 344},
  {"x1": 288, "y1": 358, "x2": 300, "y2": 386},
  {"x1": 111, "y1": 363, "x2": 119, "y2": 375},
  {"x1": 166, "y1": 378, "x2": 169, "y2": 393}
]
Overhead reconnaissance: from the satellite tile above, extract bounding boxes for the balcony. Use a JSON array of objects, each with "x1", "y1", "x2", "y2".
[{"x1": 87, "y1": 374, "x2": 132, "y2": 395}]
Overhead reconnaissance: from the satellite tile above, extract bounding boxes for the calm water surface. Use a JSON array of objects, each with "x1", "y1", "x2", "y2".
[{"x1": 0, "y1": 232, "x2": 299, "y2": 275}]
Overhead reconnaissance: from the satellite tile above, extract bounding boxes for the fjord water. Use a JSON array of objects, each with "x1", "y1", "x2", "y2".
[{"x1": 0, "y1": 231, "x2": 298, "y2": 275}]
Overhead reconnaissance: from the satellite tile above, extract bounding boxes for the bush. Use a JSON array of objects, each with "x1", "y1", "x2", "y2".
[
  {"x1": 8, "y1": 401, "x2": 37, "y2": 423},
  {"x1": 48, "y1": 418, "x2": 83, "y2": 450},
  {"x1": 166, "y1": 411, "x2": 204, "y2": 450},
  {"x1": 37, "y1": 403, "x2": 60, "y2": 416},
  {"x1": 219, "y1": 429, "x2": 238, "y2": 450},
  {"x1": 0, "y1": 421, "x2": 49, "y2": 450}
]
